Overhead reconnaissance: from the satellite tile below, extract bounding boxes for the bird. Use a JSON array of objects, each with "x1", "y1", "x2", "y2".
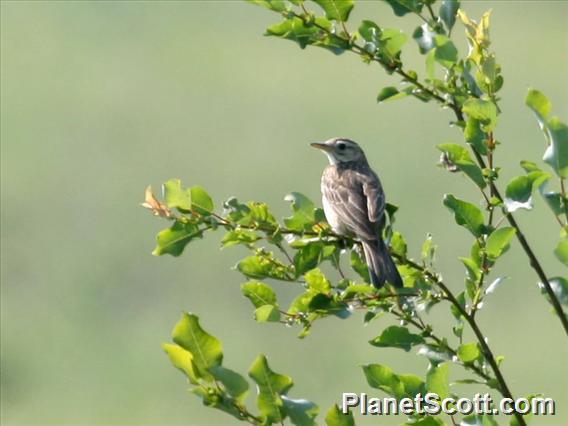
[{"x1": 311, "y1": 137, "x2": 403, "y2": 288}]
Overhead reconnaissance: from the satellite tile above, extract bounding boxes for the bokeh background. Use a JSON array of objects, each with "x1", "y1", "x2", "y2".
[{"x1": 1, "y1": 1, "x2": 567, "y2": 425}]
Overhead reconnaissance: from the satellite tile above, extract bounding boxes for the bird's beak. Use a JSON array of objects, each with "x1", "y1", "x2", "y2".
[{"x1": 310, "y1": 142, "x2": 333, "y2": 152}]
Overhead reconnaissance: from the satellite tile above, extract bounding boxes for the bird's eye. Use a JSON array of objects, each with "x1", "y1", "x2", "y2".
[{"x1": 337, "y1": 143, "x2": 346, "y2": 150}]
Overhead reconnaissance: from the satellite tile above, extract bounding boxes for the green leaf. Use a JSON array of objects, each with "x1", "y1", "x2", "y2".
[
  {"x1": 384, "y1": 0, "x2": 423, "y2": 17},
  {"x1": 433, "y1": 35, "x2": 458, "y2": 68},
  {"x1": 463, "y1": 99, "x2": 498, "y2": 132},
  {"x1": 525, "y1": 88, "x2": 551, "y2": 130},
  {"x1": 209, "y1": 365, "x2": 250, "y2": 402},
  {"x1": 546, "y1": 277, "x2": 568, "y2": 306},
  {"x1": 294, "y1": 243, "x2": 323, "y2": 276},
  {"x1": 282, "y1": 396, "x2": 319, "y2": 426},
  {"x1": 405, "y1": 417, "x2": 445, "y2": 425},
  {"x1": 312, "y1": 0, "x2": 354, "y2": 22},
  {"x1": 504, "y1": 176, "x2": 533, "y2": 212},
  {"x1": 437, "y1": 143, "x2": 486, "y2": 188},
  {"x1": 242, "y1": 281, "x2": 278, "y2": 308},
  {"x1": 305, "y1": 268, "x2": 331, "y2": 293},
  {"x1": 284, "y1": 192, "x2": 318, "y2": 231},
  {"x1": 377, "y1": 86, "x2": 410, "y2": 102},
  {"x1": 325, "y1": 404, "x2": 355, "y2": 426},
  {"x1": 540, "y1": 189, "x2": 565, "y2": 216},
  {"x1": 426, "y1": 362, "x2": 449, "y2": 399},
  {"x1": 443, "y1": 194, "x2": 485, "y2": 237},
  {"x1": 237, "y1": 254, "x2": 289, "y2": 280},
  {"x1": 457, "y1": 342, "x2": 481, "y2": 363},
  {"x1": 439, "y1": 0, "x2": 460, "y2": 32},
  {"x1": 380, "y1": 28, "x2": 408, "y2": 57},
  {"x1": 163, "y1": 178, "x2": 191, "y2": 211},
  {"x1": 543, "y1": 117, "x2": 568, "y2": 178},
  {"x1": 266, "y1": 17, "x2": 331, "y2": 49},
  {"x1": 254, "y1": 305, "x2": 281, "y2": 322},
  {"x1": 526, "y1": 89, "x2": 568, "y2": 178},
  {"x1": 421, "y1": 233, "x2": 437, "y2": 266},
  {"x1": 248, "y1": 355, "x2": 293, "y2": 424},
  {"x1": 390, "y1": 231, "x2": 407, "y2": 257},
  {"x1": 362, "y1": 364, "x2": 405, "y2": 398},
  {"x1": 162, "y1": 343, "x2": 200, "y2": 384},
  {"x1": 221, "y1": 229, "x2": 260, "y2": 248},
  {"x1": 350, "y1": 250, "x2": 370, "y2": 282},
  {"x1": 486, "y1": 227, "x2": 516, "y2": 260},
  {"x1": 464, "y1": 117, "x2": 489, "y2": 155},
  {"x1": 190, "y1": 186, "x2": 214, "y2": 214},
  {"x1": 153, "y1": 220, "x2": 200, "y2": 256},
  {"x1": 246, "y1": 0, "x2": 287, "y2": 12},
  {"x1": 172, "y1": 313, "x2": 223, "y2": 377},
  {"x1": 369, "y1": 325, "x2": 425, "y2": 352},
  {"x1": 413, "y1": 23, "x2": 436, "y2": 54},
  {"x1": 554, "y1": 238, "x2": 568, "y2": 267}
]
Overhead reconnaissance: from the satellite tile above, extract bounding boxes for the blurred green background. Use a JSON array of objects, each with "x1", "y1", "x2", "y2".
[{"x1": 1, "y1": 1, "x2": 567, "y2": 425}]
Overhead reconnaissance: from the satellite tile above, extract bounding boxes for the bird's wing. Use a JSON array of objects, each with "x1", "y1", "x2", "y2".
[
  {"x1": 363, "y1": 174, "x2": 385, "y2": 224},
  {"x1": 322, "y1": 169, "x2": 379, "y2": 240}
]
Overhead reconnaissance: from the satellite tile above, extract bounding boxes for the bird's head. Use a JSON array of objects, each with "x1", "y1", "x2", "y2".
[{"x1": 310, "y1": 138, "x2": 366, "y2": 165}]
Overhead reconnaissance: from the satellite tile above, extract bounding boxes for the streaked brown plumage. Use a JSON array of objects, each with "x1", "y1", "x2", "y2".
[{"x1": 311, "y1": 137, "x2": 403, "y2": 288}]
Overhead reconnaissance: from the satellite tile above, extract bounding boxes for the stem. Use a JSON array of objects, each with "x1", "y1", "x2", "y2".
[
  {"x1": 436, "y1": 282, "x2": 527, "y2": 426},
  {"x1": 560, "y1": 178, "x2": 568, "y2": 225}
]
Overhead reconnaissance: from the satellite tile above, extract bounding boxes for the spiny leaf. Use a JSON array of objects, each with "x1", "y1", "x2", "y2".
[
  {"x1": 248, "y1": 355, "x2": 293, "y2": 424},
  {"x1": 325, "y1": 404, "x2": 355, "y2": 426},
  {"x1": 172, "y1": 313, "x2": 223, "y2": 377}
]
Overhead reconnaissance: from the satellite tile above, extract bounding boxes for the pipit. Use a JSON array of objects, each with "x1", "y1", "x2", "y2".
[{"x1": 311, "y1": 137, "x2": 403, "y2": 288}]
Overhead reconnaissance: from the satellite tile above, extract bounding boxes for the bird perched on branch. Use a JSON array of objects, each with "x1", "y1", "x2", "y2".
[{"x1": 311, "y1": 137, "x2": 403, "y2": 288}]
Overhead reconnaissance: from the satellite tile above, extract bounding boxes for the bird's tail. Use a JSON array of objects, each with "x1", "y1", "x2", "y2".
[{"x1": 361, "y1": 239, "x2": 403, "y2": 288}]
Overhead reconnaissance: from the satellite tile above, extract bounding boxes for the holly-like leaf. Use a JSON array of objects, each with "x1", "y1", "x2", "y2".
[
  {"x1": 153, "y1": 220, "x2": 200, "y2": 256},
  {"x1": 325, "y1": 404, "x2": 355, "y2": 426},
  {"x1": 486, "y1": 227, "x2": 516, "y2": 260},
  {"x1": 313, "y1": 0, "x2": 354, "y2": 22},
  {"x1": 163, "y1": 178, "x2": 192, "y2": 211},
  {"x1": 172, "y1": 313, "x2": 223, "y2": 377},
  {"x1": 369, "y1": 325, "x2": 425, "y2": 352},
  {"x1": 443, "y1": 194, "x2": 485, "y2": 237},
  {"x1": 248, "y1": 355, "x2": 293, "y2": 424}
]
